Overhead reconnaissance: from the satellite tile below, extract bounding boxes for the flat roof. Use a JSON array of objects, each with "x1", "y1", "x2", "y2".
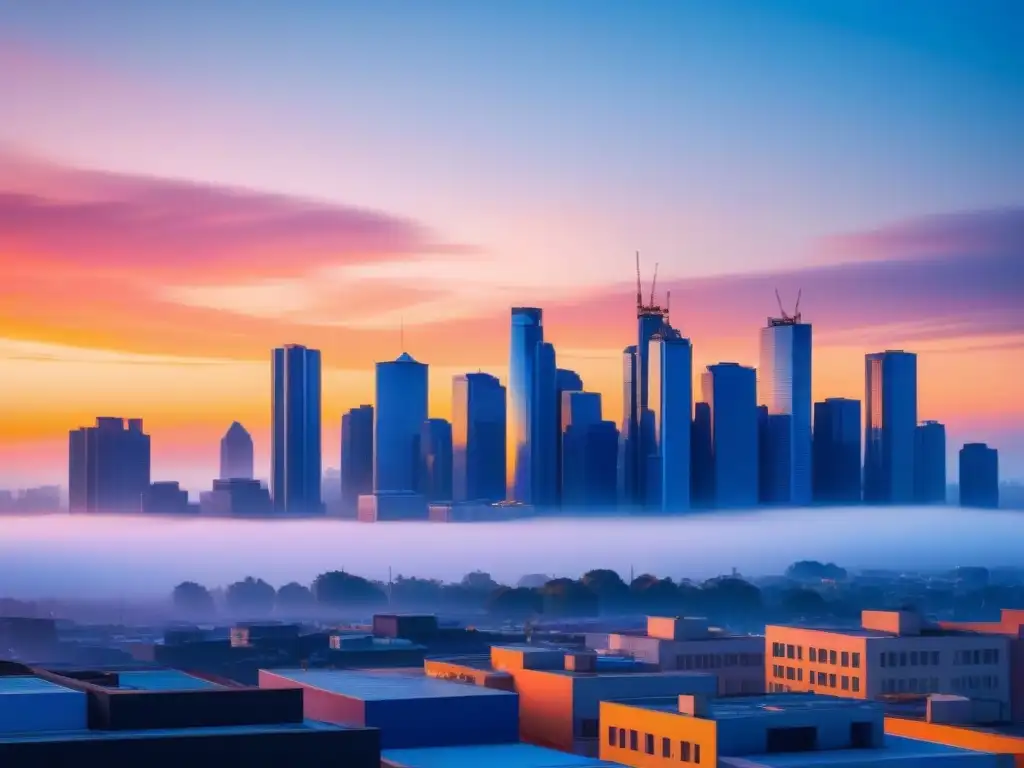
[
  {"x1": 265, "y1": 668, "x2": 517, "y2": 701},
  {"x1": 111, "y1": 670, "x2": 220, "y2": 691},
  {"x1": 0, "y1": 677, "x2": 77, "y2": 696},
  {"x1": 0, "y1": 720, "x2": 355, "y2": 744},
  {"x1": 719, "y1": 734, "x2": 1000, "y2": 766},
  {"x1": 619, "y1": 693, "x2": 880, "y2": 720},
  {"x1": 382, "y1": 743, "x2": 621, "y2": 768},
  {"x1": 769, "y1": 624, "x2": 987, "y2": 640}
]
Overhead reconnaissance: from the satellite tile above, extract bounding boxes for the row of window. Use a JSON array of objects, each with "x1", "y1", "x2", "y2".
[
  {"x1": 881, "y1": 678, "x2": 939, "y2": 694},
  {"x1": 879, "y1": 650, "x2": 940, "y2": 668},
  {"x1": 952, "y1": 675, "x2": 1001, "y2": 692},
  {"x1": 678, "y1": 652, "x2": 763, "y2": 670},
  {"x1": 607, "y1": 726, "x2": 702, "y2": 763},
  {"x1": 770, "y1": 642, "x2": 860, "y2": 669},
  {"x1": 770, "y1": 664, "x2": 860, "y2": 692},
  {"x1": 954, "y1": 649, "x2": 1001, "y2": 666}
]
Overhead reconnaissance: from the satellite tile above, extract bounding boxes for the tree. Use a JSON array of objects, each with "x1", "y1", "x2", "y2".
[
  {"x1": 223, "y1": 577, "x2": 276, "y2": 615},
  {"x1": 172, "y1": 581, "x2": 215, "y2": 616},
  {"x1": 391, "y1": 576, "x2": 443, "y2": 608},
  {"x1": 540, "y1": 578, "x2": 599, "y2": 618},
  {"x1": 276, "y1": 582, "x2": 315, "y2": 613},
  {"x1": 780, "y1": 587, "x2": 828, "y2": 617},
  {"x1": 581, "y1": 569, "x2": 629, "y2": 612},
  {"x1": 461, "y1": 571, "x2": 500, "y2": 593},
  {"x1": 786, "y1": 561, "x2": 848, "y2": 583},
  {"x1": 312, "y1": 571, "x2": 387, "y2": 610},
  {"x1": 631, "y1": 574, "x2": 680, "y2": 614},
  {"x1": 701, "y1": 576, "x2": 762, "y2": 615},
  {"x1": 486, "y1": 587, "x2": 542, "y2": 620}
]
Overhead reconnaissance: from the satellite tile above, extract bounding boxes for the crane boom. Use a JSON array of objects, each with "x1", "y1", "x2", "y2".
[{"x1": 649, "y1": 262, "x2": 659, "y2": 306}]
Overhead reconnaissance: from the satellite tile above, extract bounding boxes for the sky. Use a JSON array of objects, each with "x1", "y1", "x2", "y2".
[{"x1": 0, "y1": 0, "x2": 1022, "y2": 492}]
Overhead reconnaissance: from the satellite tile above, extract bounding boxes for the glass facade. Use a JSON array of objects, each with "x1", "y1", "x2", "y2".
[
  {"x1": 374, "y1": 352, "x2": 428, "y2": 494},
  {"x1": 633, "y1": 311, "x2": 669, "y2": 504},
  {"x1": 509, "y1": 307, "x2": 544, "y2": 503},
  {"x1": 758, "y1": 322, "x2": 812, "y2": 505},
  {"x1": 420, "y1": 418, "x2": 453, "y2": 502},
  {"x1": 690, "y1": 402, "x2": 714, "y2": 507},
  {"x1": 68, "y1": 417, "x2": 151, "y2": 513},
  {"x1": 272, "y1": 345, "x2": 322, "y2": 514},
  {"x1": 341, "y1": 405, "x2": 374, "y2": 512},
  {"x1": 533, "y1": 341, "x2": 558, "y2": 505},
  {"x1": 812, "y1": 398, "x2": 861, "y2": 503},
  {"x1": 648, "y1": 334, "x2": 692, "y2": 511},
  {"x1": 914, "y1": 420, "x2": 947, "y2": 504},
  {"x1": 702, "y1": 363, "x2": 759, "y2": 507},
  {"x1": 453, "y1": 372, "x2": 506, "y2": 503},
  {"x1": 620, "y1": 345, "x2": 637, "y2": 504},
  {"x1": 863, "y1": 350, "x2": 917, "y2": 503},
  {"x1": 758, "y1": 407, "x2": 792, "y2": 504},
  {"x1": 959, "y1": 443, "x2": 999, "y2": 508}
]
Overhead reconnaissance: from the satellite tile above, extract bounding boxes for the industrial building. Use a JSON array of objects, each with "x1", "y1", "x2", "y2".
[
  {"x1": 423, "y1": 644, "x2": 717, "y2": 755},
  {"x1": 382, "y1": 742, "x2": 623, "y2": 768},
  {"x1": 765, "y1": 610, "x2": 1012, "y2": 719},
  {"x1": 588, "y1": 616, "x2": 765, "y2": 695},
  {"x1": 259, "y1": 667, "x2": 519, "y2": 748},
  {"x1": 599, "y1": 692, "x2": 1008, "y2": 767}
]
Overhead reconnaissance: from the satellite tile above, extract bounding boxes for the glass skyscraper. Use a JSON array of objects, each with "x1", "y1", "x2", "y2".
[
  {"x1": 864, "y1": 350, "x2": 917, "y2": 504},
  {"x1": 959, "y1": 443, "x2": 999, "y2": 508},
  {"x1": 702, "y1": 363, "x2": 759, "y2": 507},
  {"x1": 272, "y1": 345, "x2": 322, "y2": 514},
  {"x1": 68, "y1": 417, "x2": 151, "y2": 513},
  {"x1": 509, "y1": 307, "x2": 544, "y2": 503},
  {"x1": 453, "y1": 372, "x2": 506, "y2": 503},
  {"x1": 812, "y1": 398, "x2": 861, "y2": 503},
  {"x1": 914, "y1": 420, "x2": 946, "y2": 504},
  {"x1": 632, "y1": 310, "x2": 669, "y2": 504},
  {"x1": 758, "y1": 320, "x2": 812, "y2": 505},
  {"x1": 374, "y1": 352, "x2": 428, "y2": 494},
  {"x1": 620, "y1": 345, "x2": 638, "y2": 504},
  {"x1": 420, "y1": 418, "x2": 453, "y2": 502},
  {"x1": 341, "y1": 404, "x2": 374, "y2": 513},
  {"x1": 533, "y1": 341, "x2": 558, "y2": 505},
  {"x1": 647, "y1": 331, "x2": 692, "y2": 511}
]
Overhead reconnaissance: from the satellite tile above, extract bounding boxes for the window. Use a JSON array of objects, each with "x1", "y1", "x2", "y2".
[
  {"x1": 797, "y1": 668, "x2": 803, "y2": 682},
  {"x1": 841, "y1": 675, "x2": 849, "y2": 690},
  {"x1": 910, "y1": 651, "x2": 918, "y2": 665},
  {"x1": 852, "y1": 652, "x2": 861, "y2": 669},
  {"x1": 645, "y1": 733, "x2": 654, "y2": 755},
  {"x1": 787, "y1": 644, "x2": 795, "y2": 659},
  {"x1": 618, "y1": 729, "x2": 626, "y2": 748},
  {"x1": 580, "y1": 719, "x2": 599, "y2": 739},
  {"x1": 607, "y1": 726, "x2": 616, "y2": 746},
  {"x1": 899, "y1": 652, "x2": 907, "y2": 667},
  {"x1": 829, "y1": 673, "x2": 837, "y2": 688},
  {"x1": 880, "y1": 653, "x2": 886, "y2": 668},
  {"x1": 819, "y1": 647, "x2": 827, "y2": 661},
  {"x1": 920, "y1": 651, "x2": 928, "y2": 666},
  {"x1": 829, "y1": 650, "x2": 837, "y2": 665},
  {"x1": 680, "y1": 740, "x2": 691, "y2": 761},
  {"x1": 630, "y1": 730, "x2": 638, "y2": 750},
  {"x1": 663, "y1": 737, "x2": 672, "y2": 758},
  {"x1": 852, "y1": 677, "x2": 860, "y2": 693},
  {"x1": 810, "y1": 648, "x2": 817, "y2": 662},
  {"x1": 841, "y1": 651, "x2": 849, "y2": 667},
  {"x1": 931, "y1": 651, "x2": 940, "y2": 665},
  {"x1": 694, "y1": 743, "x2": 702, "y2": 763},
  {"x1": 817, "y1": 671, "x2": 827, "y2": 685},
  {"x1": 888, "y1": 652, "x2": 897, "y2": 667},
  {"x1": 797, "y1": 646, "x2": 803, "y2": 661},
  {"x1": 787, "y1": 667, "x2": 795, "y2": 680}
]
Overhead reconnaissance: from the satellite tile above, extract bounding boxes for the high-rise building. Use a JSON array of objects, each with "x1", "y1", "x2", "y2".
[
  {"x1": 647, "y1": 332, "x2": 692, "y2": 511},
  {"x1": 452, "y1": 373, "x2": 506, "y2": 503},
  {"x1": 340, "y1": 405, "x2": 374, "y2": 513},
  {"x1": 555, "y1": 368, "x2": 583, "y2": 502},
  {"x1": 272, "y1": 345, "x2": 322, "y2": 514},
  {"x1": 758, "y1": 406, "x2": 792, "y2": 505},
  {"x1": 690, "y1": 402, "x2": 714, "y2": 507},
  {"x1": 68, "y1": 418, "x2": 151, "y2": 513},
  {"x1": 563, "y1": 419, "x2": 619, "y2": 508},
  {"x1": 561, "y1": 391, "x2": 602, "y2": 507},
  {"x1": 758, "y1": 314, "x2": 812, "y2": 505},
  {"x1": 633, "y1": 312, "x2": 670, "y2": 505},
  {"x1": 420, "y1": 418, "x2": 453, "y2": 502},
  {"x1": 702, "y1": 363, "x2": 759, "y2": 507},
  {"x1": 620, "y1": 345, "x2": 638, "y2": 504},
  {"x1": 914, "y1": 420, "x2": 947, "y2": 504},
  {"x1": 533, "y1": 341, "x2": 559, "y2": 506},
  {"x1": 509, "y1": 307, "x2": 544, "y2": 503},
  {"x1": 374, "y1": 353, "x2": 428, "y2": 493},
  {"x1": 959, "y1": 443, "x2": 998, "y2": 508},
  {"x1": 812, "y1": 398, "x2": 861, "y2": 504},
  {"x1": 219, "y1": 422, "x2": 254, "y2": 481},
  {"x1": 864, "y1": 350, "x2": 917, "y2": 504}
]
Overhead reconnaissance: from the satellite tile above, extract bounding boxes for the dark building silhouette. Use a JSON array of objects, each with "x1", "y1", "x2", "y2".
[
  {"x1": 220, "y1": 422, "x2": 254, "y2": 480},
  {"x1": 620, "y1": 345, "x2": 638, "y2": 505},
  {"x1": 959, "y1": 443, "x2": 999, "y2": 508},
  {"x1": 813, "y1": 398, "x2": 861, "y2": 503},
  {"x1": 200, "y1": 479, "x2": 274, "y2": 516},
  {"x1": 914, "y1": 420, "x2": 947, "y2": 504},
  {"x1": 561, "y1": 390, "x2": 602, "y2": 507},
  {"x1": 68, "y1": 418, "x2": 150, "y2": 513},
  {"x1": 632, "y1": 301, "x2": 670, "y2": 506},
  {"x1": 141, "y1": 482, "x2": 191, "y2": 514},
  {"x1": 758, "y1": 406, "x2": 792, "y2": 505},
  {"x1": 452, "y1": 373, "x2": 506, "y2": 503},
  {"x1": 690, "y1": 402, "x2": 714, "y2": 507},
  {"x1": 509, "y1": 307, "x2": 544, "y2": 504},
  {"x1": 554, "y1": 368, "x2": 583, "y2": 502},
  {"x1": 272, "y1": 345, "x2": 322, "y2": 514},
  {"x1": 864, "y1": 350, "x2": 917, "y2": 504},
  {"x1": 420, "y1": 418, "x2": 453, "y2": 502},
  {"x1": 563, "y1": 420, "x2": 619, "y2": 508},
  {"x1": 341, "y1": 405, "x2": 374, "y2": 513},
  {"x1": 702, "y1": 363, "x2": 759, "y2": 507},
  {"x1": 533, "y1": 341, "x2": 559, "y2": 506}
]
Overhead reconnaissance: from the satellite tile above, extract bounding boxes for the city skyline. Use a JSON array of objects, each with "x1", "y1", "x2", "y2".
[{"x1": 1, "y1": 2, "x2": 1022, "y2": 490}]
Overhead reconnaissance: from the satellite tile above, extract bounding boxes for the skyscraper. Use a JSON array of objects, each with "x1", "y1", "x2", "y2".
[
  {"x1": 533, "y1": 341, "x2": 559, "y2": 506},
  {"x1": 453, "y1": 373, "x2": 507, "y2": 503},
  {"x1": 914, "y1": 420, "x2": 947, "y2": 504},
  {"x1": 702, "y1": 363, "x2": 759, "y2": 507},
  {"x1": 647, "y1": 331, "x2": 692, "y2": 511},
  {"x1": 374, "y1": 352, "x2": 429, "y2": 493},
  {"x1": 758, "y1": 312, "x2": 812, "y2": 505},
  {"x1": 341, "y1": 404, "x2": 373, "y2": 512},
  {"x1": 690, "y1": 402, "x2": 714, "y2": 507},
  {"x1": 561, "y1": 391, "x2": 602, "y2": 507},
  {"x1": 555, "y1": 368, "x2": 583, "y2": 502},
  {"x1": 620, "y1": 345, "x2": 638, "y2": 504},
  {"x1": 633, "y1": 311, "x2": 669, "y2": 504},
  {"x1": 758, "y1": 406, "x2": 792, "y2": 505},
  {"x1": 68, "y1": 418, "x2": 151, "y2": 513},
  {"x1": 272, "y1": 345, "x2": 322, "y2": 514},
  {"x1": 959, "y1": 443, "x2": 999, "y2": 508},
  {"x1": 812, "y1": 398, "x2": 861, "y2": 504},
  {"x1": 563, "y1": 419, "x2": 619, "y2": 508},
  {"x1": 509, "y1": 307, "x2": 544, "y2": 503},
  {"x1": 219, "y1": 422, "x2": 254, "y2": 481},
  {"x1": 420, "y1": 418, "x2": 453, "y2": 502},
  {"x1": 864, "y1": 350, "x2": 918, "y2": 504}
]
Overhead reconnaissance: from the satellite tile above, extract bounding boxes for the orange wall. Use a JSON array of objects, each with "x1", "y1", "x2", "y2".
[
  {"x1": 599, "y1": 701, "x2": 716, "y2": 767},
  {"x1": 885, "y1": 717, "x2": 1024, "y2": 767},
  {"x1": 765, "y1": 626, "x2": 868, "y2": 698},
  {"x1": 510, "y1": 669, "x2": 576, "y2": 752}
]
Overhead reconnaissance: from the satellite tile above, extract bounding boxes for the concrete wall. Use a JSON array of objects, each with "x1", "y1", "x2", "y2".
[
  {"x1": 599, "y1": 700, "x2": 717, "y2": 767},
  {"x1": 885, "y1": 719, "x2": 1024, "y2": 768}
]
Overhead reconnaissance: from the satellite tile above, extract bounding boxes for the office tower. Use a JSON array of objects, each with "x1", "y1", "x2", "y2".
[
  {"x1": 272, "y1": 344, "x2": 322, "y2": 514},
  {"x1": 564, "y1": 419, "x2": 619, "y2": 508},
  {"x1": 758, "y1": 406, "x2": 792, "y2": 505},
  {"x1": 632, "y1": 285, "x2": 670, "y2": 506},
  {"x1": 959, "y1": 443, "x2": 999, "y2": 508},
  {"x1": 219, "y1": 422, "x2": 254, "y2": 481},
  {"x1": 509, "y1": 307, "x2": 544, "y2": 503},
  {"x1": 620, "y1": 345, "x2": 638, "y2": 504},
  {"x1": 420, "y1": 418, "x2": 453, "y2": 502},
  {"x1": 533, "y1": 341, "x2": 559, "y2": 506},
  {"x1": 690, "y1": 402, "x2": 714, "y2": 507},
  {"x1": 68, "y1": 418, "x2": 151, "y2": 513},
  {"x1": 375, "y1": 353, "x2": 429, "y2": 493},
  {"x1": 758, "y1": 310, "x2": 812, "y2": 505},
  {"x1": 864, "y1": 350, "x2": 918, "y2": 504},
  {"x1": 914, "y1": 420, "x2": 947, "y2": 504},
  {"x1": 647, "y1": 331, "x2": 693, "y2": 511},
  {"x1": 701, "y1": 363, "x2": 759, "y2": 507},
  {"x1": 452, "y1": 373, "x2": 507, "y2": 503},
  {"x1": 555, "y1": 368, "x2": 583, "y2": 502},
  {"x1": 561, "y1": 391, "x2": 601, "y2": 507},
  {"x1": 812, "y1": 398, "x2": 862, "y2": 503},
  {"x1": 341, "y1": 405, "x2": 374, "y2": 512}
]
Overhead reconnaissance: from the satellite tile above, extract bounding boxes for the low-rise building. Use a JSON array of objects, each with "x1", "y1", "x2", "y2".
[
  {"x1": 600, "y1": 692, "x2": 1011, "y2": 767},
  {"x1": 940, "y1": 610, "x2": 1024, "y2": 723},
  {"x1": 592, "y1": 616, "x2": 765, "y2": 695},
  {"x1": 382, "y1": 742, "x2": 622, "y2": 768},
  {"x1": 765, "y1": 610, "x2": 1012, "y2": 718}
]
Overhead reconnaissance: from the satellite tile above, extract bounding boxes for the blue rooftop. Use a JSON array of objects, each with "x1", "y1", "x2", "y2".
[
  {"x1": 0, "y1": 677, "x2": 78, "y2": 695},
  {"x1": 719, "y1": 735, "x2": 1004, "y2": 767},
  {"x1": 266, "y1": 668, "x2": 517, "y2": 701},
  {"x1": 112, "y1": 670, "x2": 219, "y2": 691},
  {"x1": 383, "y1": 743, "x2": 623, "y2": 768},
  {"x1": 0, "y1": 720, "x2": 350, "y2": 744}
]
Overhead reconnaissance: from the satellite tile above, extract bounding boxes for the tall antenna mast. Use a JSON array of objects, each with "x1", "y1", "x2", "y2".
[
  {"x1": 649, "y1": 263, "x2": 659, "y2": 306},
  {"x1": 635, "y1": 251, "x2": 643, "y2": 313}
]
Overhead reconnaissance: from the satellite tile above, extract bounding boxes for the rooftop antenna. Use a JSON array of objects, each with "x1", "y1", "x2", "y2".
[
  {"x1": 635, "y1": 251, "x2": 643, "y2": 313},
  {"x1": 648, "y1": 262, "x2": 659, "y2": 307},
  {"x1": 666, "y1": 290, "x2": 672, "y2": 325}
]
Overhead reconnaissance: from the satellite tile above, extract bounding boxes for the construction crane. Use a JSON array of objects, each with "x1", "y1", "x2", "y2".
[
  {"x1": 772, "y1": 288, "x2": 803, "y2": 326},
  {"x1": 635, "y1": 251, "x2": 666, "y2": 318}
]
